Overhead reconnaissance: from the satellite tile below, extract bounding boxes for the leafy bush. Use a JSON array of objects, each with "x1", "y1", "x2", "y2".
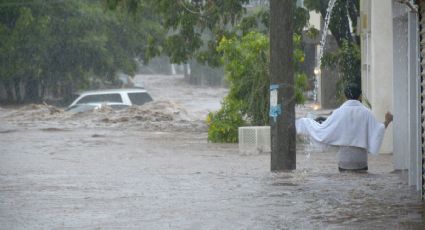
[
  {"x1": 218, "y1": 31, "x2": 270, "y2": 126},
  {"x1": 295, "y1": 72, "x2": 308, "y2": 103},
  {"x1": 206, "y1": 98, "x2": 245, "y2": 143},
  {"x1": 207, "y1": 31, "x2": 308, "y2": 143}
]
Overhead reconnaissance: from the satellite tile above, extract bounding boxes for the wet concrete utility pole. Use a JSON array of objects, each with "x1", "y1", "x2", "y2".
[{"x1": 269, "y1": 0, "x2": 296, "y2": 171}]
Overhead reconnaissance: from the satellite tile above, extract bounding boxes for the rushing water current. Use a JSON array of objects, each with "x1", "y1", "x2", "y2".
[{"x1": 0, "y1": 74, "x2": 424, "y2": 229}]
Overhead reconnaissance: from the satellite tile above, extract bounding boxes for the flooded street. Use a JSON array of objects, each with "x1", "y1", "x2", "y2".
[{"x1": 0, "y1": 75, "x2": 424, "y2": 229}]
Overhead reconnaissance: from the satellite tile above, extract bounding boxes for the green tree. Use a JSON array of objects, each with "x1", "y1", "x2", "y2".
[
  {"x1": 84, "y1": 0, "x2": 310, "y2": 144},
  {"x1": 106, "y1": 0, "x2": 310, "y2": 71},
  {"x1": 304, "y1": 0, "x2": 361, "y2": 98},
  {"x1": 321, "y1": 40, "x2": 360, "y2": 98},
  {"x1": 217, "y1": 32, "x2": 270, "y2": 126},
  {"x1": 206, "y1": 31, "x2": 307, "y2": 143},
  {"x1": 0, "y1": 0, "x2": 164, "y2": 103},
  {"x1": 0, "y1": 3, "x2": 51, "y2": 102},
  {"x1": 304, "y1": 0, "x2": 359, "y2": 46},
  {"x1": 106, "y1": 0, "x2": 251, "y2": 65}
]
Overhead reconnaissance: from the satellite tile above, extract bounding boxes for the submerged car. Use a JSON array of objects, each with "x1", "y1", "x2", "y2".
[{"x1": 66, "y1": 88, "x2": 153, "y2": 112}]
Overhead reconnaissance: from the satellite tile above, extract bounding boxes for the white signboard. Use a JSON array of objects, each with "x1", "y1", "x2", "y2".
[{"x1": 270, "y1": 89, "x2": 277, "y2": 107}]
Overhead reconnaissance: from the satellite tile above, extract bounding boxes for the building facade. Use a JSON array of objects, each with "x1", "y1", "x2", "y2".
[{"x1": 360, "y1": 0, "x2": 423, "y2": 199}]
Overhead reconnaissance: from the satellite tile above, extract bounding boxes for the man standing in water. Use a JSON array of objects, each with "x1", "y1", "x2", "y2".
[{"x1": 296, "y1": 83, "x2": 393, "y2": 171}]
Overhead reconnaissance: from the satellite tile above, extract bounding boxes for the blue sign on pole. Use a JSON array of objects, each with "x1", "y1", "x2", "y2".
[{"x1": 269, "y1": 84, "x2": 282, "y2": 122}]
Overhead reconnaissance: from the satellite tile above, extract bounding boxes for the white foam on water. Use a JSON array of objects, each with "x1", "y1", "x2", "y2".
[{"x1": 1, "y1": 74, "x2": 227, "y2": 132}]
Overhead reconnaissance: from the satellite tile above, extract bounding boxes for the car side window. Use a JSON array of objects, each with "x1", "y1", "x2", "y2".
[
  {"x1": 77, "y1": 93, "x2": 122, "y2": 104},
  {"x1": 128, "y1": 92, "x2": 153, "y2": 105}
]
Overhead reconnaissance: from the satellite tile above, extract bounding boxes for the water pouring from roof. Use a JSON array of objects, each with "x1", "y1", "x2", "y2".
[
  {"x1": 313, "y1": 0, "x2": 337, "y2": 105},
  {"x1": 318, "y1": 0, "x2": 337, "y2": 65}
]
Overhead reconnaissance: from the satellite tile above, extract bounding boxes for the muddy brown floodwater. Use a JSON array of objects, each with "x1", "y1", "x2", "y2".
[{"x1": 0, "y1": 74, "x2": 424, "y2": 229}]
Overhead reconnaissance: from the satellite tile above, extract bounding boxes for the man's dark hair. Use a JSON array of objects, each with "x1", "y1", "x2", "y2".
[{"x1": 344, "y1": 83, "x2": 362, "y2": 100}]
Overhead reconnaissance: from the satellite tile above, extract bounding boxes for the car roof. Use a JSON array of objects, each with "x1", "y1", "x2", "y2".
[
  {"x1": 75, "y1": 102, "x2": 128, "y2": 106},
  {"x1": 75, "y1": 88, "x2": 148, "y2": 96}
]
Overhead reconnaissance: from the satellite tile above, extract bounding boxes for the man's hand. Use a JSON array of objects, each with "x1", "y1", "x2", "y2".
[{"x1": 384, "y1": 112, "x2": 393, "y2": 128}]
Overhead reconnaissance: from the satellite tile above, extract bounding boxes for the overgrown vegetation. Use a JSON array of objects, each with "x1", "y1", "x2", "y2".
[
  {"x1": 321, "y1": 40, "x2": 361, "y2": 101},
  {"x1": 305, "y1": 0, "x2": 361, "y2": 101},
  {"x1": 207, "y1": 31, "x2": 308, "y2": 143},
  {"x1": 206, "y1": 98, "x2": 245, "y2": 143},
  {"x1": 0, "y1": 0, "x2": 360, "y2": 144},
  {"x1": 207, "y1": 0, "x2": 361, "y2": 143},
  {"x1": 204, "y1": 0, "x2": 312, "y2": 143},
  {"x1": 0, "y1": 0, "x2": 163, "y2": 103}
]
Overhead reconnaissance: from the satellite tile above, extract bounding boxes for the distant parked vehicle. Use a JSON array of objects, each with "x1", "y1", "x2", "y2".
[{"x1": 66, "y1": 88, "x2": 153, "y2": 112}]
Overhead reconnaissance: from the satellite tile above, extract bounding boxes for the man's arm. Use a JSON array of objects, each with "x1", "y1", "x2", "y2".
[{"x1": 384, "y1": 112, "x2": 393, "y2": 129}]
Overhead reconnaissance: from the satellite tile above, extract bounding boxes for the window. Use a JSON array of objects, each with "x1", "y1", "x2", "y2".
[
  {"x1": 128, "y1": 92, "x2": 153, "y2": 105},
  {"x1": 110, "y1": 105, "x2": 129, "y2": 110},
  {"x1": 77, "y1": 93, "x2": 122, "y2": 104}
]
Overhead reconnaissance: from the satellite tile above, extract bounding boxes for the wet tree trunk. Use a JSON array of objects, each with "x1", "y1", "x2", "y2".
[
  {"x1": 25, "y1": 78, "x2": 41, "y2": 103},
  {"x1": 184, "y1": 64, "x2": 189, "y2": 81},
  {"x1": 62, "y1": 80, "x2": 74, "y2": 104},
  {"x1": 184, "y1": 62, "x2": 198, "y2": 85},
  {"x1": 4, "y1": 80, "x2": 15, "y2": 102},
  {"x1": 270, "y1": 0, "x2": 296, "y2": 171},
  {"x1": 0, "y1": 81, "x2": 5, "y2": 101},
  {"x1": 14, "y1": 78, "x2": 22, "y2": 103}
]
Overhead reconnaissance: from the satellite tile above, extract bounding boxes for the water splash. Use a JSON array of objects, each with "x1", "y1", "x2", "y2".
[
  {"x1": 304, "y1": 138, "x2": 312, "y2": 160},
  {"x1": 302, "y1": 113, "x2": 332, "y2": 157},
  {"x1": 318, "y1": 0, "x2": 337, "y2": 64},
  {"x1": 313, "y1": 0, "x2": 337, "y2": 103},
  {"x1": 303, "y1": 135, "x2": 326, "y2": 159}
]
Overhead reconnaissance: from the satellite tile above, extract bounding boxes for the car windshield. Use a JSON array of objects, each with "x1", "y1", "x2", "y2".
[{"x1": 128, "y1": 92, "x2": 153, "y2": 106}]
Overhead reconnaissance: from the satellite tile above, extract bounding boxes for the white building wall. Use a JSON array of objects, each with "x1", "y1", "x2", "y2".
[
  {"x1": 369, "y1": 0, "x2": 394, "y2": 154},
  {"x1": 393, "y1": 3, "x2": 409, "y2": 170},
  {"x1": 406, "y1": 11, "x2": 421, "y2": 189},
  {"x1": 361, "y1": 0, "x2": 372, "y2": 108},
  {"x1": 392, "y1": 2, "x2": 422, "y2": 188},
  {"x1": 404, "y1": 7, "x2": 422, "y2": 190},
  {"x1": 362, "y1": 0, "x2": 423, "y2": 195}
]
